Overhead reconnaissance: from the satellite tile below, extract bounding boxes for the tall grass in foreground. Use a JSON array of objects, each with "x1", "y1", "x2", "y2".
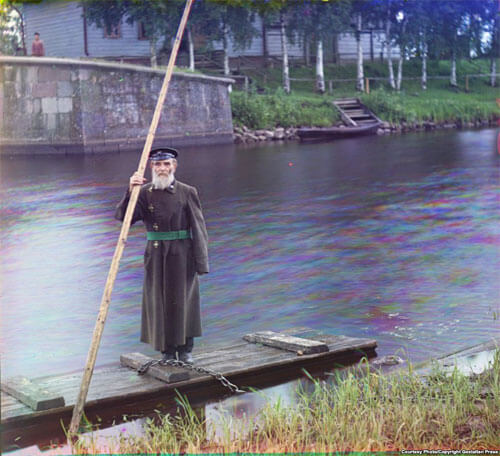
[{"x1": 73, "y1": 350, "x2": 500, "y2": 453}]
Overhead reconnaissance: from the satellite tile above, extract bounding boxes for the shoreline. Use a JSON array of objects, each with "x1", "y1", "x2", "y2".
[{"x1": 233, "y1": 117, "x2": 499, "y2": 144}]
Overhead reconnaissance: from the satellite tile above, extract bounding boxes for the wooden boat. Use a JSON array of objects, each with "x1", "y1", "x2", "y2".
[
  {"x1": 297, "y1": 98, "x2": 382, "y2": 142},
  {"x1": 297, "y1": 122, "x2": 380, "y2": 141}
]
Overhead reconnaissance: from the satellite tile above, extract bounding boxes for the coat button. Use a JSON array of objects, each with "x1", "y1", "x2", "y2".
[
  {"x1": 153, "y1": 223, "x2": 159, "y2": 231},
  {"x1": 148, "y1": 204, "x2": 154, "y2": 212},
  {"x1": 153, "y1": 241, "x2": 159, "y2": 248}
]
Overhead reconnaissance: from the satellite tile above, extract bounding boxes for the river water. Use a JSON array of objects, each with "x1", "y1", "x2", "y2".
[{"x1": 1, "y1": 128, "x2": 499, "y2": 381}]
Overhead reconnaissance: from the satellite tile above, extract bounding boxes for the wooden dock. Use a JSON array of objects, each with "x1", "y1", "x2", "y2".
[{"x1": 1, "y1": 329, "x2": 376, "y2": 450}]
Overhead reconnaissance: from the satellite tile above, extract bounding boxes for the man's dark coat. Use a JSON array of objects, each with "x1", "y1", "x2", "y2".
[{"x1": 115, "y1": 180, "x2": 209, "y2": 351}]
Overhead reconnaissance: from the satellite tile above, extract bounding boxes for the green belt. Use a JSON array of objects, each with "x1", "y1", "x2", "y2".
[{"x1": 147, "y1": 230, "x2": 191, "y2": 241}]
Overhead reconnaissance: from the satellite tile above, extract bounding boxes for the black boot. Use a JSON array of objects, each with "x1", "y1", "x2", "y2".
[
  {"x1": 161, "y1": 346, "x2": 176, "y2": 361},
  {"x1": 177, "y1": 337, "x2": 194, "y2": 364}
]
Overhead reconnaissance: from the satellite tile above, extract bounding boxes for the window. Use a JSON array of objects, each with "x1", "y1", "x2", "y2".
[
  {"x1": 104, "y1": 21, "x2": 121, "y2": 39},
  {"x1": 138, "y1": 22, "x2": 149, "y2": 40}
]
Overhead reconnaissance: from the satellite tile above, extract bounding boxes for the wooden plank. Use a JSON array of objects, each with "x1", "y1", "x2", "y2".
[
  {"x1": 343, "y1": 110, "x2": 366, "y2": 115},
  {"x1": 333, "y1": 103, "x2": 358, "y2": 126},
  {"x1": 120, "y1": 352, "x2": 192, "y2": 383},
  {"x1": 335, "y1": 98, "x2": 358, "y2": 104},
  {"x1": 1, "y1": 333, "x2": 378, "y2": 428},
  {"x1": 1, "y1": 376, "x2": 65, "y2": 411},
  {"x1": 243, "y1": 331, "x2": 329, "y2": 354},
  {"x1": 333, "y1": 97, "x2": 382, "y2": 128}
]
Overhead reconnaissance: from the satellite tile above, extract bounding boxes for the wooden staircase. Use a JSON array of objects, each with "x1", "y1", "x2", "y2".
[{"x1": 333, "y1": 98, "x2": 381, "y2": 127}]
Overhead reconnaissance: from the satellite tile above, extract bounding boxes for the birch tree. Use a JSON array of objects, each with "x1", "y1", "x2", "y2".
[
  {"x1": 384, "y1": 0, "x2": 396, "y2": 89},
  {"x1": 355, "y1": 12, "x2": 364, "y2": 92},
  {"x1": 394, "y1": 13, "x2": 407, "y2": 91},
  {"x1": 349, "y1": 0, "x2": 375, "y2": 92},
  {"x1": 81, "y1": 0, "x2": 170, "y2": 68},
  {"x1": 288, "y1": 0, "x2": 350, "y2": 94},
  {"x1": 252, "y1": 0, "x2": 291, "y2": 94},
  {"x1": 279, "y1": 10, "x2": 290, "y2": 94},
  {"x1": 431, "y1": 1, "x2": 468, "y2": 88},
  {"x1": 202, "y1": 0, "x2": 258, "y2": 77},
  {"x1": 123, "y1": 0, "x2": 170, "y2": 68},
  {"x1": 482, "y1": 0, "x2": 499, "y2": 87},
  {"x1": 490, "y1": 17, "x2": 498, "y2": 87}
]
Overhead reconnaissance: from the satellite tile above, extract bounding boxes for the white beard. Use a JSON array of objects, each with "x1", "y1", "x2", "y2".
[{"x1": 152, "y1": 170, "x2": 175, "y2": 190}]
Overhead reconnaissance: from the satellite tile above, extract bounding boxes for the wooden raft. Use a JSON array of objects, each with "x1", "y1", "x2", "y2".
[{"x1": 1, "y1": 330, "x2": 376, "y2": 449}]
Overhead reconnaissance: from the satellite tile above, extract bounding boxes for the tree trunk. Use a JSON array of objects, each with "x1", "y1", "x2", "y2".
[
  {"x1": 223, "y1": 22, "x2": 230, "y2": 76},
  {"x1": 280, "y1": 11, "x2": 290, "y2": 94},
  {"x1": 396, "y1": 51, "x2": 403, "y2": 91},
  {"x1": 492, "y1": 15, "x2": 499, "y2": 88},
  {"x1": 149, "y1": 35, "x2": 157, "y2": 68},
  {"x1": 356, "y1": 13, "x2": 364, "y2": 92},
  {"x1": 490, "y1": 58, "x2": 497, "y2": 87},
  {"x1": 421, "y1": 40, "x2": 427, "y2": 90},
  {"x1": 304, "y1": 36, "x2": 310, "y2": 66},
  {"x1": 385, "y1": 4, "x2": 395, "y2": 89},
  {"x1": 187, "y1": 27, "x2": 195, "y2": 71},
  {"x1": 316, "y1": 39, "x2": 325, "y2": 93},
  {"x1": 450, "y1": 48, "x2": 457, "y2": 87},
  {"x1": 262, "y1": 17, "x2": 268, "y2": 68},
  {"x1": 332, "y1": 33, "x2": 339, "y2": 64},
  {"x1": 396, "y1": 19, "x2": 406, "y2": 91}
]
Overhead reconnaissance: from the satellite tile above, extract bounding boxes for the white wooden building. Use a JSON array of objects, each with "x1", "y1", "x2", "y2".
[{"x1": 22, "y1": 1, "x2": 399, "y2": 64}]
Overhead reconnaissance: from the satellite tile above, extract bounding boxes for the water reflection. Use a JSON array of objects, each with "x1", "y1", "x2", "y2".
[{"x1": 1, "y1": 129, "x2": 499, "y2": 382}]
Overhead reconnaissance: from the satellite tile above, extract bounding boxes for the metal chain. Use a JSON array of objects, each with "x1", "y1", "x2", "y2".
[{"x1": 137, "y1": 358, "x2": 246, "y2": 393}]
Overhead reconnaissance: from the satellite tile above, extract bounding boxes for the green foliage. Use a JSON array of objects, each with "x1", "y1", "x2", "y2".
[
  {"x1": 0, "y1": 1, "x2": 23, "y2": 55},
  {"x1": 80, "y1": 0, "x2": 128, "y2": 36},
  {"x1": 287, "y1": 0, "x2": 352, "y2": 44},
  {"x1": 203, "y1": 1, "x2": 259, "y2": 52},
  {"x1": 231, "y1": 90, "x2": 339, "y2": 129},
  {"x1": 361, "y1": 82, "x2": 500, "y2": 124},
  {"x1": 361, "y1": 88, "x2": 416, "y2": 123}
]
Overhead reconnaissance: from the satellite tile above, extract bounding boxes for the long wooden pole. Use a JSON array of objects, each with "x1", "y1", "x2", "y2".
[{"x1": 69, "y1": 0, "x2": 195, "y2": 436}]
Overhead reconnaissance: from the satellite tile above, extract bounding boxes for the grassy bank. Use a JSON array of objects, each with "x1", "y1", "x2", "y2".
[
  {"x1": 73, "y1": 350, "x2": 500, "y2": 453},
  {"x1": 230, "y1": 58, "x2": 500, "y2": 129}
]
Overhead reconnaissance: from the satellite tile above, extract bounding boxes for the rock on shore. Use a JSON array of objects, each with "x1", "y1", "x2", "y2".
[{"x1": 233, "y1": 126, "x2": 299, "y2": 144}]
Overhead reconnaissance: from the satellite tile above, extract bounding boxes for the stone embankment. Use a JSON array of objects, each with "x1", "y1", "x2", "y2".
[
  {"x1": 0, "y1": 56, "x2": 234, "y2": 154},
  {"x1": 233, "y1": 126, "x2": 299, "y2": 144},
  {"x1": 233, "y1": 118, "x2": 497, "y2": 144},
  {"x1": 374, "y1": 118, "x2": 496, "y2": 135}
]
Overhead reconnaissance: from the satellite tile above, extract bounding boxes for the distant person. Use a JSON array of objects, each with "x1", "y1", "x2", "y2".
[{"x1": 31, "y1": 32, "x2": 45, "y2": 57}]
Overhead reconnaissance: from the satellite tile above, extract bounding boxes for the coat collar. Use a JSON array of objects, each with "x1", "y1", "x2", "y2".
[
  {"x1": 147, "y1": 179, "x2": 177, "y2": 194},
  {"x1": 166, "y1": 179, "x2": 177, "y2": 194}
]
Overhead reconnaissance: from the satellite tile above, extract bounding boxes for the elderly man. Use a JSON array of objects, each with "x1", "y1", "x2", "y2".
[{"x1": 115, "y1": 148, "x2": 209, "y2": 363}]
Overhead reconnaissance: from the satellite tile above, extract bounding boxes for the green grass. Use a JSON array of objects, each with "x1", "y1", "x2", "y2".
[
  {"x1": 230, "y1": 58, "x2": 500, "y2": 129},
  {"x1": 71, "y1": 350, "x2": 500, "y2": 453},
  {"x1": 361, "y1": 83, "x2": 499, "y2": 124},
  {"x1": 231, "y1": 89, "x2": 340, "y2": 129}
]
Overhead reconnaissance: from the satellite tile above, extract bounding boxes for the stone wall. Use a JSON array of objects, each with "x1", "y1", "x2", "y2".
[{"x1": 0, "y1": 57, "x2": 234, "y2": 154}]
